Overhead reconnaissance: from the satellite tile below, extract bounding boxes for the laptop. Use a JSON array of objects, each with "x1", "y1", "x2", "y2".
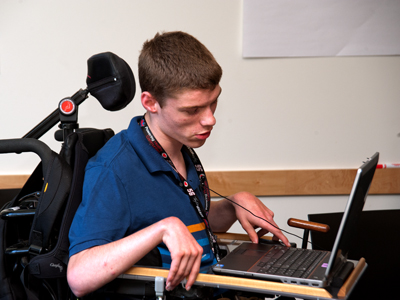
[{"x1": 213, "y1": 152, "x2": 379, "y2": 288}]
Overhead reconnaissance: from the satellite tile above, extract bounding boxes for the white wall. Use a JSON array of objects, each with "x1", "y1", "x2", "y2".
[{"x1": 1, "y1": 0, "x2": 399, "y2": 240}]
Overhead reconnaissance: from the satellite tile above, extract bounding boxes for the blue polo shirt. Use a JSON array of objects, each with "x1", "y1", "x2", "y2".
[{"x1": 68, "y1": 116, "x2": 216, "y2": 269}]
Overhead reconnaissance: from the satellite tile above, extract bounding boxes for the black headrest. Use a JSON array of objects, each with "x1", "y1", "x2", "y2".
[{"x1": 86, "y1": 52, "x2": 135, "y2": 111}]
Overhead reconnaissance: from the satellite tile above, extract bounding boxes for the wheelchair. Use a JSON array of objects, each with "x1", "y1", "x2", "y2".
[
  {"x1": 0, "y1": 51, "x2": 135, "y2": 300},
  {"x1": 0, "y1": 52, "x2": 333, "y2": 300}
]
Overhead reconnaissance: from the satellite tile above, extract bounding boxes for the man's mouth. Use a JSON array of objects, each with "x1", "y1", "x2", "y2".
[{"x1": 196, "y1": 131, "x2": 211, "y2": 140}]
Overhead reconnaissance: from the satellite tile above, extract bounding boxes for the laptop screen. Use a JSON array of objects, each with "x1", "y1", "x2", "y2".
[{"x1": 325, "y1": 152, "x2": 379, "y2": 280}]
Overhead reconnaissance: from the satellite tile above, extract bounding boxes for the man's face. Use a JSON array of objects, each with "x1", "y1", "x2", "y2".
[{"x1": 153, "y1": 85, "x2": 221, "y2": 149}]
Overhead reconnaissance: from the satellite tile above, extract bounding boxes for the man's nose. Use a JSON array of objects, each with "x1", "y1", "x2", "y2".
[{"x1": 200, "y1": 108, "x2": 216, "y2": 127}]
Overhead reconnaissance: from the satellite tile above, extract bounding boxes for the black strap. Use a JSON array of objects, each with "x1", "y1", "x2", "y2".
[{"x1": 139, "y1": 116, "x2": 223, "y2": 261}]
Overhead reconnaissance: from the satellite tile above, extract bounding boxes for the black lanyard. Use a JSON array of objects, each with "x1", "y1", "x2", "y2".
[{"x1": 139, "y1": 116, "x2": 222, "y2": 261}]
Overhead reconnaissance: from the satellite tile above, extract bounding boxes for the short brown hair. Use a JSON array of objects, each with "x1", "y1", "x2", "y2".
[{"x1": 138, "y1": 31, "x2": 222, "y2": 106}]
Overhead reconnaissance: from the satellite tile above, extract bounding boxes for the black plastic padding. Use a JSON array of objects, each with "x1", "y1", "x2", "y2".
[
  {"x1": 86, "y1": 52, "x2": 135, "y2": 111},
  {"x1": 0, "y1": 138, "x2": 53, "y2": 173}
]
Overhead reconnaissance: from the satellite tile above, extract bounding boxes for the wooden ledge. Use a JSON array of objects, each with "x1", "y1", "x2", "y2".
[
  {"x1": 0, "y1": 174, "x2": 29, "y2": 189},
  {"x1": 207, "y1": 168, "x2": 400, "y2": 196},
  {"x1": 1, "y1": 168, "x2": 399, "y2": 196}
]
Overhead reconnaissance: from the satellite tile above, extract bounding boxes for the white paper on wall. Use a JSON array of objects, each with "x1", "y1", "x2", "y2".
[{"x1": 243, "y1": 0, "x2": 400, "y2": 58}]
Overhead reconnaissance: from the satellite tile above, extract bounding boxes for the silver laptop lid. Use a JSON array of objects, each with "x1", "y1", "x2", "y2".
[{"x1": 324, "y1": 152, "x2": 379, "y2": 282}]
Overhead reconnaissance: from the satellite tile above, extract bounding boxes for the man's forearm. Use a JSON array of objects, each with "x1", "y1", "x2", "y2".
[
  {"x1": 67, "y1": 220, "x2": 167, "y2": 297},
  {"x1": 67, "y1": 216, "x2": 204, "y2": 297},
  {"x1": 208, "y1": 198, "x2": 237, "y2": 233}
]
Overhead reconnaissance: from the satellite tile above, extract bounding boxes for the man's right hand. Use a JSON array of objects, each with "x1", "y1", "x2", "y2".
[{"x1": 160, "y1": 216, "x2": 203, "y2": 291}]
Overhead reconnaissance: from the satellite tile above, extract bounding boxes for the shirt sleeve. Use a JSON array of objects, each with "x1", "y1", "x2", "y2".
[{"x1": 68, "y1": 165, "x2": 130, "y2": 257}]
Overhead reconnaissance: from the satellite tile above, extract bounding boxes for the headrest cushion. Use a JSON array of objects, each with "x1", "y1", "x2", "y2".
[{"x1": 86, "y1": 52, "x2": 135, "y2": 111}]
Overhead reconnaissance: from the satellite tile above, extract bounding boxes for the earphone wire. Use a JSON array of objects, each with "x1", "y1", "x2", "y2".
[{"x1": 209, "y1": 188, "x2": 320, "y2": 249}]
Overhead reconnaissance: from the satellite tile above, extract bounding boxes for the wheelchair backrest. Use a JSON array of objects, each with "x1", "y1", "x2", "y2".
[{"x1": 0, "y1": 51, "x2": 135, "y2": 300}]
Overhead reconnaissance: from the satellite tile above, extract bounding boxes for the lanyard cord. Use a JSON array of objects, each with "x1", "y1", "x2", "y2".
[
  {"x1": 209, "y1": 188, "x2": 323, "y2": 249},
  {"x1": 139, "y1": 116, "x2": 223, "y2": 261}
]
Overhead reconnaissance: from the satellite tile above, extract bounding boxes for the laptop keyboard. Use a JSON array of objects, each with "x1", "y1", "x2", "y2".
[{"x1": 254, "y1": 246, "x2": 326, "y2": 278}]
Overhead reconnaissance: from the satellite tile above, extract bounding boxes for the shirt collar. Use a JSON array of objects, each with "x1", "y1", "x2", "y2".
[{"x1": 126, "y1": 116, "x2": 200, "y2": 190}]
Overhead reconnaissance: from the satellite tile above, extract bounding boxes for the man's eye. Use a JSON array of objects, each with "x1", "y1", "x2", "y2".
[{"x1": 186, "y1": 108, "x2": 199, "y2": 115}]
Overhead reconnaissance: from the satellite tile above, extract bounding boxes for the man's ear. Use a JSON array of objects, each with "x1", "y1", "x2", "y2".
[{"x1": 141, "y1": 92, "x2": 159, "y2": 113}]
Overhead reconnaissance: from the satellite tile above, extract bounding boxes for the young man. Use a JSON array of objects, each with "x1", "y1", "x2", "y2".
[{"x1": 67, "y1": 31, "x2": 290, "y2": 298}]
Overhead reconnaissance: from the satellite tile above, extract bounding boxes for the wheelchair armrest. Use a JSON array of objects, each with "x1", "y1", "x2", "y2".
[
  {"x1": 215, "y1": 232, "x2": 276, "y2": 242},
  {"x1": 215, "y1": 232, "x2": 266, "y2": 241},
  {"x1": 5, "y1": 240, "x2": 29, "y2": 256},
  {"x1": 215, "y1": 232, "x2": 296, "y2": 247},
  {"x1": 0, "y1": 207, "x2": 36, "y2": 219}
]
